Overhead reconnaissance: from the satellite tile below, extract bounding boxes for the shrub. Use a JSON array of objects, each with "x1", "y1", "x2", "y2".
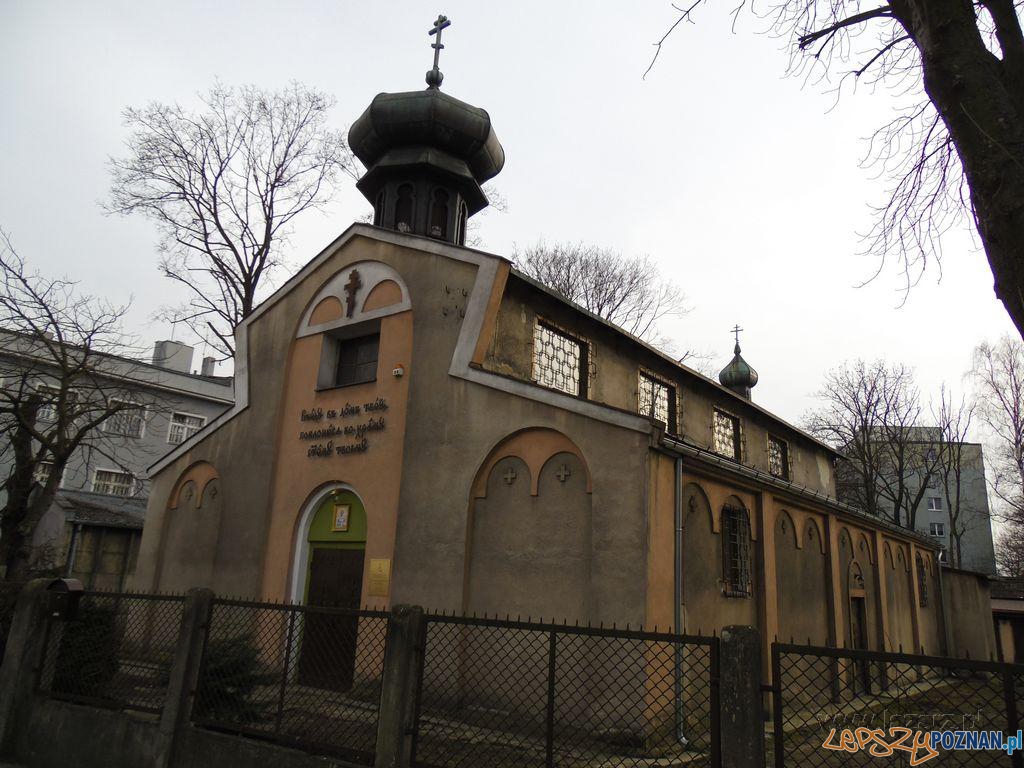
[
  {"x1": 195, "y1": 635, "x2": 277, "y2": 723},
  {"x1": 51, "y1": 603, "x2": 121, "y2": 697}
]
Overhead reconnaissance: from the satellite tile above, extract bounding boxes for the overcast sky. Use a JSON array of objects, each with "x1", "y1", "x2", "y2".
[{"x1": 1, "y1": 1, "x2": 1015, "y2": 433}]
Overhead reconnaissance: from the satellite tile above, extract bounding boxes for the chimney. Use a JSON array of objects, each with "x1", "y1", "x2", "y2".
[
  {"x1": 152, "y1": 340, "x2": 194, "y2": 374},
  {"x1": 201, "y1": 356, "x2": 217, "y2": 377}
]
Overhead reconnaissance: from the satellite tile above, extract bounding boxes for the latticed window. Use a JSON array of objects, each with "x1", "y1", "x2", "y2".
[
  {"x1": 722, "y1": 506, "x2": 752, "y2": 597},
  {"x1": 638, "y1": 372, "x2": 674, "y2": 431},
  {"x1": 916, "y1": 555, "x2": 929, "y2": 607},
  {"x1": 768, "y1": 435, "x2": 789, "y2": 479},
  {"x1": 713, "y1": 409, "x2": 740, "y2": 460},
  {"x1": 104, "y1": 400, "x2": 144, "y2": 438},
  {"x1": 93, "y1": 469, "x2": 135, "y2": 497},
  {"x1": 532, "y1": 321, "x2": 587, "y2": 397},
  {"x1": 168, "y1": 412, "x2": 206, "y2": 445}
]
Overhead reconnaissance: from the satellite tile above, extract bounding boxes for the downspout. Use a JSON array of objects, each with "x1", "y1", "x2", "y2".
[
  {"x1": 937, "y1": 564, "x2": 952, "y2": 656},
  {"x1": 674, "y1": 456, "x2": 688, "y2": 745}
]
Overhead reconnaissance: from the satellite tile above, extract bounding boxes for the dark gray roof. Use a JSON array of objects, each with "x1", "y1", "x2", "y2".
[{"x1": 54, "y1": 489, "x2": 146, "y2": 530}]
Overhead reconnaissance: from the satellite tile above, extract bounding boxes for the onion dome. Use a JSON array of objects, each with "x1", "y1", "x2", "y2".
[
  {"x1": 719, "y1": 341, "x2": 759, "y2": 400},
  {"x1": 347, "y1": 16, "x2": 504, "y2": 246}
]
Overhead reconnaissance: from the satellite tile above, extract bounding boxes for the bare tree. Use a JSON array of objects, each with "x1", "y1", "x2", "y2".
[
  {"x1": 0, "y1": 232, "x2": 156, "y2": 580},
  {"x1": 513, "y1": 241, "x2": 701, "y2": 361},
  {"x1": 970, "y1": 335, "x2": 1024, "y2": 524},
  {"x1": 805, "y1": 359, "x2": 937, "y2": 526},
  {"x1": 934, "y1": 387, "x2": 980, "y2": 567},
  {"x1": 108, "y1": 82, "x2": 355, "y2": 358},
  {"x1": 646, "y1": 2, "x2": 1024, "y2": 337},
  {"x1": 996, "y1": 523, "x2": 1024, "y2": 576}
]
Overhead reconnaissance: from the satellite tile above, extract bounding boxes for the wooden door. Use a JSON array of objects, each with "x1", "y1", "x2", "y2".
[{"x1": 298, "y1": 547, "x2": 365, "y2": 691}]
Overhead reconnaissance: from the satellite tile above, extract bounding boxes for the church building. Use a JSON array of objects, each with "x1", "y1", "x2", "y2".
[{"x1": 132, "y1": 29, "x2": 995, "y2": 674}]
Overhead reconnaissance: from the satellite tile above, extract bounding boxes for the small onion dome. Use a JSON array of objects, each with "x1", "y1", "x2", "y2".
[
  {"x1": 348, "y1": 89, "x2": 505, "y2": 215},
  {"x1": 719, "y1": 342, "x2": 759, "y2": 400}
]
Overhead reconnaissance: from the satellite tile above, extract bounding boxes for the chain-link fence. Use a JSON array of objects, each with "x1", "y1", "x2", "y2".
[
  {"x1": 191, "y1": 598, "x2": 389, "y2": 766},
  {"x1": 36, "y1": 591, "x2": 185, "y2": 714},
  {"x1": 411, "y1": 615, "x2": 719, "y2": 768},
  {"x1": 769, "y1": 642, "x2": 1024, "y2": 767}
]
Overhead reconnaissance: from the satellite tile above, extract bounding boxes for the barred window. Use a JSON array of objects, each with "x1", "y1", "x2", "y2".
[
  {"x1": 532, "y1": 321, "x2": 587, "y2": 397},
  {"x1": 104, "y1": 400, "x2": 144, "y2": 438},
  {"x1": 168, "y1": 412, "x2": 206, "y2": 445},
  {"x1": 722, "y1": 505, "x2": 752, "y2": 597},
  {"x1": 713, "y1": 409, "x2": 741, "y2": 460},
  {"x1": 638, "y1": 372, "x2": 674, "y2": 431},
  {"x1": 916, "y1": 554, "x2": 929, "y2": 607},
  {"x1": 92, "y1": 469, "x2": 135, "y2": 497},
  {"x1": 768, "y1": 435, "x2": 789, "y2": 479}
]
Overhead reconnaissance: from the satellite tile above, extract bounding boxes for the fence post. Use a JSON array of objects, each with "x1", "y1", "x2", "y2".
[
  {"x1": 719, "y1": 625, "x2": 764, "y2": 768},
  {"x1": 0, "y1": 579, "x2": 50, "y2": 758},
  {"x1": 155, "y1": 587, "x2": 213, "y2": 768},
  {"x1": 375, "y1": 604, "x2": 425, "y2": 768}
]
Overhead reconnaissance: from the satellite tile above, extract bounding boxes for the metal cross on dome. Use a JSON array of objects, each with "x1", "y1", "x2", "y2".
[
  {"x1": 731, "y1": 324, "x2": 744, "y2": 345},
  {"x1": 426, "y1": 14, "x2": 451, "y2": 89}
]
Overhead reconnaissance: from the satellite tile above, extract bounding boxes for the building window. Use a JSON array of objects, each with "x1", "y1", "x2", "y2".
[
  {"x1": 168, "y1": 412, "x2": 206, "y2": 445},
  {"x1": 768, "y1": 435, "x2": 789, "y2": 480},
  {"x1": 927, "y1": 497, "x2": 943, "y2": 512},
  {"x1": 92, "y1": 469, "x2": 135, "y2": 497},
  {"x1": 929, "y1": 522, "x2": 945, "y2": 537},
  {"x1": 429, "y1": 189, "x2": 449, "y2": 239},
  {"x1": 722, "y1": 505, "x2": 752, "y2": 597},
  {"x1": 103, "y1": 400, "x2": 144, "y2": 438},
  {"x1": 638, "y1": 372, "x2": 674, "y2": 431},
  {"x1": 532, "y1": 321, "x2": 587, "y2": 397},
  {"x1": 916, "y1": 554, "x2": 929, "y2": 607},
  {"x1": 335, "y1": 333, "x2": 380, "y2": 387},
  {"x1": 395, "y1": 184, "x2": 414, "y2": 232},
  {"x1": 33, "y1": 460, "x2": 56, "y2": 486},
  {"x1": 36, "y1": 385, "x2": 76, "y2": 422},
  {"x1": 713, "y1": 409, "x2": 741, "y2": 460}
]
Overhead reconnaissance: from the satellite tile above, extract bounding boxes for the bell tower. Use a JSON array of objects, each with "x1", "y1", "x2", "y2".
[{"x1": 347, "y1": 15, "x2": 505, "y2": 246}]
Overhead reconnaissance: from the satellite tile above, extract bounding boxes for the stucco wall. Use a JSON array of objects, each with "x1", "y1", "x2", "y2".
[{"x1": 943, "y1": 567, "x2": 996, "y2": 660}]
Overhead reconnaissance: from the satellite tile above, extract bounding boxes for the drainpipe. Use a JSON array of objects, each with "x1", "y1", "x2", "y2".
[
  {"x1": 674, "y1": 456, "x2": 688, "y2": 746},
  {"x1": 937, "y1": 565, "x2": 952, "y2": 656}
]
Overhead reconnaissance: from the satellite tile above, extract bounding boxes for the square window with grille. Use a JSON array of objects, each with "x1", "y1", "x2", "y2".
[
  {"x1": 929, "y1": 522, "x2": 945, "y2": 537},
  {"x1": 713, "y1": 409, "x2": 741, "y2": 460},
  {"x1": 531, "y1": 321, "x2": 587, "y2": 397},
  {"x1": 722, "y1": 506, "x2": 752, "y2": 597},
  {"x1": 638, "y1": 372, "x2": 674, "y2": 431},
  {"x1": 335, "y1": 333, "x2": 380, "y2": 387},
  {"x1": 168, "y1": 412, "x2": 206, "y2": 445},
  {"x1": 768, "y1": 435, "x2": 789, "y2": 479},
  {"x1": 92, "y1": 469, "x2": 135, "y2": 497},
  {"x1": 103, "y1": 400, "x2": 145, "y2": 438}
]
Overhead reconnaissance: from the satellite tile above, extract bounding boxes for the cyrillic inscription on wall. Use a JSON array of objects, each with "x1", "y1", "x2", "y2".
[{"x1": 299, "y1": 397, "x2": 388, "y2": 458}]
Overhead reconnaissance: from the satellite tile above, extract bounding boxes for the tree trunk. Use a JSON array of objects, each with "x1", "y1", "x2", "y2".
[{"x1": 893, "y1": 0, "x2": 1024, "y2": 336}]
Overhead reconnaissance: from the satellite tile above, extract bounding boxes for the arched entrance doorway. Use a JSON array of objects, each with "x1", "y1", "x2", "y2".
[{"x1": 292, "y1": 485, "x2": 367, "y2": 691}]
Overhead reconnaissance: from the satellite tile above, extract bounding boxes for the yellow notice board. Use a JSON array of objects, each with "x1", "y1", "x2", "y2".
[{"x1": 369, "y1": 558, "x2": 392, "y2": 597}]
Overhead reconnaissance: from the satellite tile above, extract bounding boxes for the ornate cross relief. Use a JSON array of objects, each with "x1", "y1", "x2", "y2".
[
  {"x1": 344, "y1": 269, "x2": 362, "y2": 318},
  {"x1": 502, "y1": 467, "x2": 517, "y2": 485},
  {"x1": 555, "y1": 464, "x2": 572, "y2": 483}
]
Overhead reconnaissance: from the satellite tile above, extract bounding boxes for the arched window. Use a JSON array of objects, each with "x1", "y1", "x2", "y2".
[
  {"x1": 722, "y1": 505, "x2": 751, "y2": 597},
  {"x1": 395, "y1": 184, "x2": 415, "y2": 233},
  {"x1": 373, "y1": 190, "x2": 386, "y2": 227},
  {"x1": 429, "y1": 189, "x2": 449, "y2": 239},
  {"x1": 456, "y1": 200, "x2": 468, "y2": 245},
  {"x1": 916, "y1": 554, "x2": 929, "y2": 607}
]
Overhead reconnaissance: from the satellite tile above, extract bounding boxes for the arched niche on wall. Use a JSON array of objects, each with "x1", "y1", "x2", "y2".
[
  {"x1": 775, "y1": 510, "x2": 798, "y2": 549},
  {"x1": 296, "y1": 260, "x2": 412, "y2": 339},
  {"x1": 465, "y1": 429, "x2": 592, "y2": 621},
  {"x1": 158, "y1": 461, "x2": 223, "y2": 592},
  {"x1": 681, "y1": 483, "x2": 715, "y2": 610},
  {"x1": 804, "y1": 520, "x2": 825, "y2": 555}
]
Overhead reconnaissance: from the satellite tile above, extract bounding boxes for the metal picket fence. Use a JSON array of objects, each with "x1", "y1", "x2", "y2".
[
  {"x1": 36, "y1": 590, "x2": 185, "y2": 714},
  {"x1": 190, "y1": 597, "x2": 390, "y2": 766},
  {"x1": 768, "y1": 642, "x2": 1024, "y2": 767},
  {"x1": 410, "y1": 614, "x2": 720, "y2": 768}
]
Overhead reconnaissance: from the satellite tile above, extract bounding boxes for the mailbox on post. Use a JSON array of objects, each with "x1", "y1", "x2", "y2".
[{"x1": 47, "y1": 578, "x2": 84, "y2": 620}]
